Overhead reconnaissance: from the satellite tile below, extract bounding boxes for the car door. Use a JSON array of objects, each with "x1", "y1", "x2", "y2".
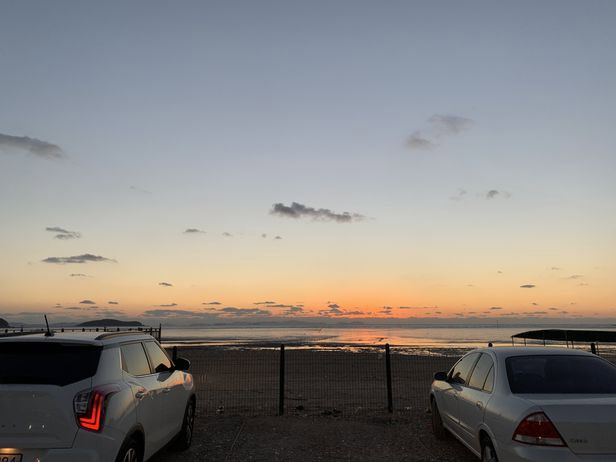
[
  {"x1": 120, "y1": 342, "x2": 168, "y2": 456},
  {"x1": 441, "y1": 353, "x2": 481, "y2": 436},
  {"x1": 457, "y1": 353, "x2": 495, "y2": 453},
  {"x1": 143, "y1": 340, "x2": 186, "y2": 439}
]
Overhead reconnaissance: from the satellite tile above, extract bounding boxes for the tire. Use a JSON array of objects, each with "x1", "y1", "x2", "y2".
[
  {"x1": 430, "y1": 398, "x2": 447, "y2": 440},
  {"x1": 481, "y1": 436, "x2": 498, "y2": 462},
  {"x1": 174, "y1": 398, "x2": 196, "y2": 451},
  {"x1": 115, "y1": 437, "x2": 142, "y2": 462}
]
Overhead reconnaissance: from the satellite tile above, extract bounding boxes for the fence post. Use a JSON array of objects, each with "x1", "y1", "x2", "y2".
[
  {"x1": 385, "y1": 343, "x2": 393, "y2": 413},
  {"x1": 279, "y1": 344, "x2": 285, "y2": 416},
  {"x1": 158, "y1": 323, "x2": 162, "y2": 342}
]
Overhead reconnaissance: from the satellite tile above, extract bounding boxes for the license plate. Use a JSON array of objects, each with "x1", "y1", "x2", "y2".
[{"x1": 0, "y1": 454, "x2": 22, "y2": 462}]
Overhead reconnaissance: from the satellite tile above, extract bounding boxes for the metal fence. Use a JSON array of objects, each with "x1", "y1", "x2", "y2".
[{"x1": 168, "y1": 344, "x2": 462, "y2": 416}]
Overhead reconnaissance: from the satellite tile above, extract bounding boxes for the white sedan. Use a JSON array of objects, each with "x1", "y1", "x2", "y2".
[{"x1": 430, "y1": 347, "x2": 616, "y2": 462}]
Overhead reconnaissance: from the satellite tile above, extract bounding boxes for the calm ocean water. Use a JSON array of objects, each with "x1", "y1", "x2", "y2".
[{"x1": 159, "y1": 325, "x2": 610, "y2": 349}]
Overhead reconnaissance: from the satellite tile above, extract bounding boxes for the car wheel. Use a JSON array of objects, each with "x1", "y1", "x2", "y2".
[
  {"x1": 430, "y1": 398, "x2": 447, "y2": 440},
  {"x1": 174, "y1": 399, "x2": 196, "y2": 451},
  {"x1": 481, "y1": 436, "x2": 498, "y2": 462},
  {"x1": 115, "y1": 437, "x2": 142, "y2": 462}
]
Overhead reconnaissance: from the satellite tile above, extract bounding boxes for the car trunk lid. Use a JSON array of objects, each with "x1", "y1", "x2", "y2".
[{"x1": 524, "y1": 395, "x2": 616, "y2": 455}]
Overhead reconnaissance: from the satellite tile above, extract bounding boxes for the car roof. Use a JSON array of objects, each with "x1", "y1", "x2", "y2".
[
  {"x1": 0, "y1": 330, "x2": 157, "y2": 346},
  {"x1": 471, "y1": 346, "x2": 594, "y2": 358}
]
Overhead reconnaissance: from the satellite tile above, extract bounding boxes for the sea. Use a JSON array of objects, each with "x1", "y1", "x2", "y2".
[{"x1": 159, "y1": 324, "x2": 615, "y2": 351}]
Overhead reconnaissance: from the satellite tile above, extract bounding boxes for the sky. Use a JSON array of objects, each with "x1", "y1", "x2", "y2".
[{"x1": 1, "y1": 0, "x2": 615, "y2": 326}]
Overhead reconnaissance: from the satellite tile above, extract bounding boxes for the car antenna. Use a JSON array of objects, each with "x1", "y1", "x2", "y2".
[{"x1": 44, "y1": 314, "x2": 54, "y2": 337}]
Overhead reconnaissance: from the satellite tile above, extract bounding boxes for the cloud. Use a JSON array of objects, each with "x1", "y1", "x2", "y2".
[
  {"x1": 548, "y1": 307, "x2": 559, "y2": 311},
  {"x1": 261, "y1": 233, "x2": 268, "y2": 238},
  {"x1": 0, "y1": 133, "x2": 64, "y2": 159},
  {"x1": 578, "y1": 282, "x2": 589, "y2": 286},
  {"x1": 283, "y1": 306, "x2": 304, "y2": 315},
  {"x1": 406, "y1": 114, "x2": 473, "y2": 151},
  {"x1": 254, "y1": 301, "x2": 276, "y2": 305},
  {"x1": 520, "y1": 284, "x2": 536, "y2": 289},
  {"x1": 450, "y1": 188, "x2": 467, "y2": 201},
  {"x1": 143, "y1": 309, "x2": 200, "y2": 317},
  {"x1": 219, "y1": 307, "x2": 271, "y2": 316},
  {"x1": 45, "y1": 227, "x2": 81, "y2": 240},
  {"x1": 79, "y1": 299, "x2": 96, "y2": 305},
  {"x1": 319, "y1": 303, "x2": 345, "y2": 316},
  {"x1": 274, "y1": 235, "x2": 282, "y2": 240},
  {"x1": 129, "y1": 185, "x2": 152, "y2": 194},
  {"x1": 202, "y1": 301, "x2": 221, "y2": 305},
  {"x1": 566, "y1": 274, "x2": 584, "y2": 280},
  {"x1": 380, "y1": 306, "x2": 393, "y2": 315},
  {"x1": 551, "y1": 267, "x2": 561, "y2": 271},
  {"x1": 406, "y1": 131, "x2": 436, "y2": 150},
  {"x1": 222, "y1": 232, "x2": 233, "y2": 237},
  {"x1": 184, "y1": 228, "x2": 206, "y2": 234},
  {"x1": 271, "y1": 202, "x2": 365, "y2": 223},
  {"x1": 108, "y1": 301, "x2": 119, "y2": 305},
  {"x1": 158, "y1": 282, "x2": 173, "y2": 287},
  {"x1": 69, "y1": 273, "x2": 90, "y2": 277},
  {"x1": 42, "y1": 254, "x2": 116, "y2": 264},
  {"x1": 158, "y1": 303, "x2": 177, "y2": 307},
  {"x1": 428, "y1": 114, "x2": 474, "y2": 135},
  {"x1": 489, "y1": 306, "x2": 503, "y2": 310},
  {"x1": 486, "y1": 190, "x2": 511, "y2": 200}
]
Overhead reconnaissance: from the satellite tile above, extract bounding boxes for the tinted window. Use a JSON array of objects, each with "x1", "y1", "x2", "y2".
[
  {"x1": 450, "y1": 353, "x2": 480, "y2": 385},
  {"x1": 143, "y1": 341, "x2": 172, "y2": 373},
  {"x1": 483, "y1": 366, "x2": 494, "y2": 392},
  {"x1": 506, "y1": 355, "x2": 616, "y2": 394},
  {"x1": 468, "y1": 353, "x2": 494, "y2": 390},
  {"x1": 121, "y1": 343, "x2": 151, "y2": 376},
  {"x1": 0, "y1": 342, "x2": 101, "y2": 386}
]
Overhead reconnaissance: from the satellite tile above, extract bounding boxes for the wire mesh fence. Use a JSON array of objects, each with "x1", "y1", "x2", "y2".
[
  {"x1": 168, "y1": 344, "x2": 616, "y2": 417},
  {"x1": 169, "y1": 344, "x2": 462, "y2": 416}
]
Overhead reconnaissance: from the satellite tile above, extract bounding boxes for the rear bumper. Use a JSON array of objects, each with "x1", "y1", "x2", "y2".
[
  {"x1": 499, "y1": 443, "x2": 616, "y2": 462},
  {"x1": 2, "y1": 426, "x2": 125, "y2": 462}
]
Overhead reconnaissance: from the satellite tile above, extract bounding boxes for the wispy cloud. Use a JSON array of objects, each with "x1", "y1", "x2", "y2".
[
  {"x1": 202, "y1": 301, "x2": 221, "y2": 305},
  {"x1": 219, "y1": 307, "x2": 271, "y2": 316},
  {"x1": 45, "y1": 227, "x2": 81, "y2": 240},
  {"x1": 69, "y1": 273, "x2": 90, "y2": 277},
  {"x1": 271, "y1": 202, "x2": 365, "y2": 223},
  {"x1": 489, "y1": 306, "x2": 502, "y2": 310},
  {"x1": 158, "y1": 282, "x2": 173, "y2": 287},
  {"x1": 143, "y1": 309, "x2": 201, "y2": 317},
  {"x1": 485, "y1": 190, "x2": 511, "y2": 200},
  {"x1": 520, "y1": 284, "x2": 536, "y2": 289},
  {"x1": 129, "y1": 185, "x2": 152, "y2": 194},
  {"x1": 79, "y1": 299, "x2": 96, "y2": 305},
  {"x1": 566, "y1": 274, "x2": 584, "y2": 280},
  {"x1": 184, "y1": 228, "x2": 206, "y2": 234},
  {"x1": 0, "y1": 133, "x2": 64, "y2": 159},
  {"x1": 406, "y1": 114, "x2": 473, "y2": 151},
  {"x1": 158, "y1": 303, "x2": 178, "y2": 307},
  {"x1": 108, "y1": 301, "x2": 119, "y2": 305},
  {"x1": 42, "y1": 254, "x2": 116, "y2": 264},
  {"x1": 222, "y1": 232, "x2": 233, "y2": 237},
  {"x1": 254, "y1": 301, "x2": 276, "y2": 305}
]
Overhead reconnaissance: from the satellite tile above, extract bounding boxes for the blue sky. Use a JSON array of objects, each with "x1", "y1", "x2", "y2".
[{"x1": 1, "y1": 0, "x2": 615, "y2": 324}]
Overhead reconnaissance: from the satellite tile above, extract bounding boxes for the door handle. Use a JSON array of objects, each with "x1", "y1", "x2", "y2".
[
  {"x1": 476, "y1": 401, "x2": 484, "y2": 409},
  {"x1": 162, "y1": 387, "x2": 171, "y2": 394}
]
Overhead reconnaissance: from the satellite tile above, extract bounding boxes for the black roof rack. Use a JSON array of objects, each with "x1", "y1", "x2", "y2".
[{"x1": 512, "y1": 329, "x2": 616, "y2": 343}]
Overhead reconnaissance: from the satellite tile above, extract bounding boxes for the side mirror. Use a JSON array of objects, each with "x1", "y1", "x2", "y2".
[
  {"x1": 434, "y1": 371, "x2": 448, "y2": 381},
  {"x1": 174, "y1": 357, "x2": 190, "y2": 371}
]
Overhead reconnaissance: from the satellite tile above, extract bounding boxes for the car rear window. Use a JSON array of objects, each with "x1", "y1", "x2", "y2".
[
  {"x1": 0, "y1": 342, "x2": 101, "y2": 386},
  {"x1": 506, "y1": 355, "x2": 616, "y2": 394}
]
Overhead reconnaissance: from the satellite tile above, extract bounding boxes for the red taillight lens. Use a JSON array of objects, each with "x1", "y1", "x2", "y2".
[
  {"x1": 512, "y1": 412, "x2": 565, "y2": 447},
  {"x1": 74, "y1": 385, "x2": 120, "y2": 432}
]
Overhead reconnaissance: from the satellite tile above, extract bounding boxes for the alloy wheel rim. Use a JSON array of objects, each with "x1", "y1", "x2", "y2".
[
  {"x1": 483, "y1": 444, "x2": 496, "y2": 462},
  {"x1": 123, "y1": 447, "x2": 137, "y2": 462}
]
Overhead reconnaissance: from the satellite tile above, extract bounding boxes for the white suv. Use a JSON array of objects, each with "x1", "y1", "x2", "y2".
[{"x1": 0, "y1": 331, "x2": 196, "y2": 462}]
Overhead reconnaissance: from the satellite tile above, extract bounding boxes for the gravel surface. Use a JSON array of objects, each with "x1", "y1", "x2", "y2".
[{"x1": 152, "y1": 413, "x2": 477, "y2": 462}]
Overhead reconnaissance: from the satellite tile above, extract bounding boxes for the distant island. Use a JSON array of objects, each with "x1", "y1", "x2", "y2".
[
  {"x1": 77, "y1": 319, "x2": 143, "y2": 327},
  {"x1": 0, "y1": 318, "x2": 8, "y2": 328}
]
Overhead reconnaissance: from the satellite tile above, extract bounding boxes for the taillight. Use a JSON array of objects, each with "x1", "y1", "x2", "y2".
[
  {"x1": 512, "y1": 412, "x2": 566, "y2": 447},
  {"x1": 74, "y1": 385, "x2": 120, "y2": 432}
]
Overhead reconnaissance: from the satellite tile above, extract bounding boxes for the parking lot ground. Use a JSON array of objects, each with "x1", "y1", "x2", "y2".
[{"x1": 152, "y1": 413, "x2": 477, "y2": 462}]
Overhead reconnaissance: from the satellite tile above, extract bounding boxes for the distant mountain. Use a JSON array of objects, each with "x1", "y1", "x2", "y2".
[
  {"x1": 77, "y1": 319, "x2": 143, "y2": 327},
  {"x1": 0, "y1": 318, "x2": 8, "y2": 328}
]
